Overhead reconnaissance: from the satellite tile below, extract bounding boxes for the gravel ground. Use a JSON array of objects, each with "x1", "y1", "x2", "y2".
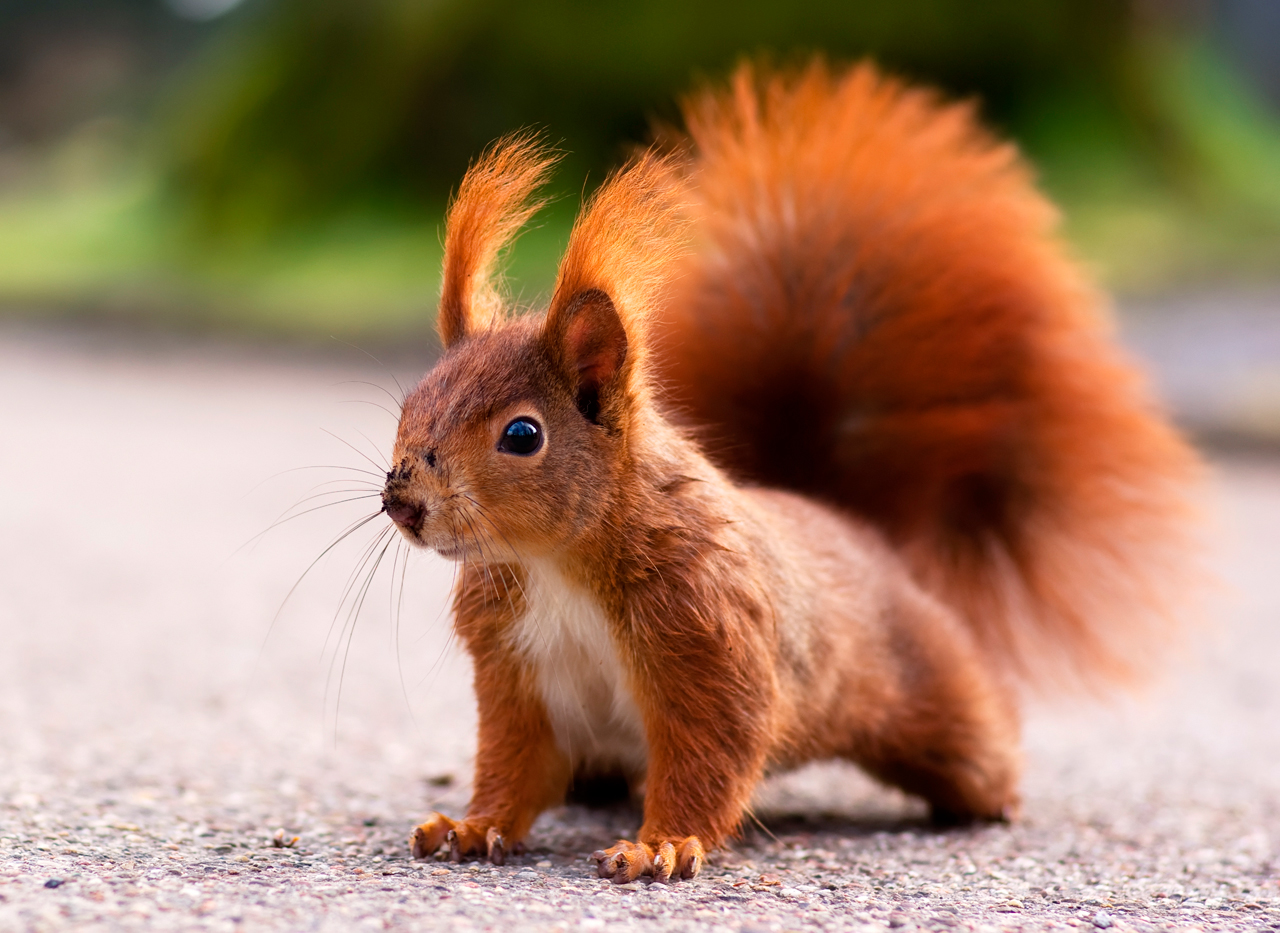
[{"x1": 0, "y1": 323, "x2": 1277, "y2": 933}]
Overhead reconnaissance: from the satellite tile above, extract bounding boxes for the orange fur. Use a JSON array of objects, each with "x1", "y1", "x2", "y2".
[
  {"x1": 381, "y1": 61, "x2": 1201, "y2": 882},
  {"x1": 438, "y1": 133, "x2": 559, "y2": 346},
  {"x1": 656, "y1": 62, "x2": 1200, "y2": 687}
]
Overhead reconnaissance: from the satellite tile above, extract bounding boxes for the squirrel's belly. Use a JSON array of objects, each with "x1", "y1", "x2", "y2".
[{"x1": 509, "y1": 559, "x2": 647, "y2": 776}]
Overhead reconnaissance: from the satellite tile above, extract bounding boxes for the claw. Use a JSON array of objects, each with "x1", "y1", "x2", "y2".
[
  {"x1": 416, "y1": 816, "x2": 513, "y2": 865},
  {"x1": 681, "y1": 851, "x2": 702, "y2": 880},
  {"x1": 592, "y1": 839, "x2": 652, "y2": 884},
  {"x1": 410, "y1": 826, "x2": 435, "y2": 860},
  {"x1": 593, "y1": 844, "x2": 628, "y2": 880},
  {"x1": 677, "y1": 836, "x2": 705, "y2": 880},
  {"x1": 610, "y1": 853, "x2": 644, "y2": 884},
  {"x1": 409, "y1": 812, "x2": 455, "y2": 860},
  {"x1": 652, "y1": 841, "x2": 676, "y2": 883},
  {"x1": 485, "y1": 826, "x2": 506, "y2": 866}
]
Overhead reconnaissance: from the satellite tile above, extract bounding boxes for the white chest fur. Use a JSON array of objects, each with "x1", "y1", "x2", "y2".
[{"x1": 509, "y1": 559, "x2": 647, "y2": 775}]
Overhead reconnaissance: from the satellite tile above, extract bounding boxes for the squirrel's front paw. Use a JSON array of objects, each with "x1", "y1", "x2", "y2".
[
  {"x1": 410, "y1": 812, "x2": 455, "y2": 860},
  {"x1": 592, "y1": 836, "x2": 704, "y2": 884},
  {"x1": 410, "y1": 813, "x2": 509, "y2": 865}
]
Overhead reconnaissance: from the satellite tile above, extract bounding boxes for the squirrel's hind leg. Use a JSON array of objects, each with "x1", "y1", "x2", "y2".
[
  {"x1": 847, "y1": 595, "x2": 1023, "y2": 824},
  {"x1": 858, "y1": 732, "x2": 1022, "y2": 826},
  {"x1": 853, "y1": 698, "x2": 1022, "y2": 824}
]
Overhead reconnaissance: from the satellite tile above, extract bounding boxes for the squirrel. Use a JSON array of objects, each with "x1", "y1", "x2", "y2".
[{"x1": 380, "y1": 61, "x2": 1200, "y2": 884}]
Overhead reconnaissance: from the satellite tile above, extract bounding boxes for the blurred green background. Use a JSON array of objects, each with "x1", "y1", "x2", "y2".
[{"x1": 2, "y1": 0, "x2": 1279, "y2": 343}]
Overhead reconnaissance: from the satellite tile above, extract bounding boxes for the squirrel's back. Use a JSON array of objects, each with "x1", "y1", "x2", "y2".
[{"x1": 652, "y1": 62, "x2": 1200, "y2": 688}]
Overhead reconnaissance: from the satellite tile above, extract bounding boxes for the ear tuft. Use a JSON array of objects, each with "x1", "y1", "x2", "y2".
[
  {"x1": 438, "y1": 134, "x2": 559, "y2": 348},
  {"x1": 541, "y1": 151, "x2": 687, "y2": 420}
]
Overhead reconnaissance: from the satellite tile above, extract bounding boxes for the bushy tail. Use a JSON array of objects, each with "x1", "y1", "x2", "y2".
[{"x1": 651, "y1": 61, "x2": 1201, "y2": 689}]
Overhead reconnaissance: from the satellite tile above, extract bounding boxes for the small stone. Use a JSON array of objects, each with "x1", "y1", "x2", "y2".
[
  {"x1": 43, "y1": 878, "x2": 63, "y2": 889},
  {"x1": 536, "y1": 860, "x2": 552, "y2": 868},
  {"x1": 1092, "y1": 910, "x2": 1114, "y2": 929},
  {"x1": 888, "y1": 911, "x2": 909, "y2": 928}
]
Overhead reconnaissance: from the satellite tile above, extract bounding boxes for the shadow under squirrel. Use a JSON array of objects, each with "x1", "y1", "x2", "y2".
[{"x1": 379, "y1": 62, "x2": 1200, "y2": 883}]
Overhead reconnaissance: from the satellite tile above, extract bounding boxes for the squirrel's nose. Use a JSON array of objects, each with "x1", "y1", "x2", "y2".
[{"x1": 384, "y1": 496, "x2": 425, "y2": 531}]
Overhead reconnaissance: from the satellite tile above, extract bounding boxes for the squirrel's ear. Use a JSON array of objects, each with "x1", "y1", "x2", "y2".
[
  {"x1": 437, "y1": 135, "x2": 558, "y2": 348},
  {"x1": 541, "y1": 151, "x2": 685, "y2": 420},
  {"x1": 542, "y1": 288, "x2": 629, "y2": 424}
]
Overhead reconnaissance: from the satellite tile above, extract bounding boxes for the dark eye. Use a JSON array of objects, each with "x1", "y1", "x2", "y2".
[{"x1": 497, "y1": 417, "x2": 542, "y2": 455}]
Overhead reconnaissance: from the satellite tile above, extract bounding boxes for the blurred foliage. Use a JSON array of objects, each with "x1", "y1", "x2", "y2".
[
  {"x1": 161, "y1": 0, "x2": 1134, "y2": 238},
  {"x1": 0, "y1": 0, "x2": 1279, "y2": 338}
]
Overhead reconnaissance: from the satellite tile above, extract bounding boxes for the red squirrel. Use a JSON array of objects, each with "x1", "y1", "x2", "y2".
[{"x1": 380, "y1": 62, "x2": 1199, "y2": 883}]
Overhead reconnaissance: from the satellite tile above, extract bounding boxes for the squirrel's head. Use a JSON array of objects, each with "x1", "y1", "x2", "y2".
[{"x1": 383, "y1": 136, "x2": 683, "y2": 562}]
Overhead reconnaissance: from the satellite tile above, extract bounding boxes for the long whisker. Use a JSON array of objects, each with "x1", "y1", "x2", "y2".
[
  {"x1": 233, "y1": 473, "x2": 383, "y2": 561},
  {"x1": 417, "y1": 519, "x2": 469, "y2": 688},
  {"x1": 243, "y1": 463, "x2": 384, "y2": 498},
  {"x1": 237, "y1": 494, "x2": 383, "y2": 556},
  {"x1": 273, "y1": 483, "x2": 384, "y2": 520},
  {"x1": 389, "y1": 539, "x2": 426, "y2": 742},
  {"x1": 353, "y1": 427, "x2": 393, "y2": 469},
  {"x1": 321, "y1": 428, "x2": 391, "y2": 475},
  {"x1": 466, "y1": 498, "x2": 531, "y2": 604},
  {"x1": 323, "y1": 524, "x2": 395, "y2": 664},
  {"x1": 420, "y1": 566, "x2": 463, "y2": 687},
  {"x1": 304, "y1": 475, "x2": 385, "y2": 488},
  {"x1": 459, "y1": 512, "x2": 502, "y2": 609},
  {"x1": 329, "y1": 340, "x2": 408, "y2": 403},
  {"x1": 284, "y1": 484, "x2": 384, "y2": 508},
  {"x1": 413, "y1": 538, "x2": 460, "y2": 649},
  {"x1": 255, "y1": 508, "x2": 387, "y2": 671},
  {"x1": 467, "y1": 512, "x2": 520, "y2": 608},
  {"x1": 329, "y1": 529, "x2": 396, "y2": 747},
  {"x1": 338, "y1": 398, "x2": 403, "y2": 423},
  {"x1": 335, "y1": 379, "x2": 407, "y2": 413},
  {"x1": 460, "y1": 508, "x2": 555, "y2": 673},
  {"x1": 321, "y1": 523, "x2": 394, "y2": 731},
  {"x1": 464, "y1": 499, "x2": 546, "y2": 655}
]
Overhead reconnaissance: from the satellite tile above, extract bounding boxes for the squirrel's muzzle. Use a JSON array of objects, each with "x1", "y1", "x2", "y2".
[{"x1": 383, "y1": 495, "x2": 425, "y2": 533}]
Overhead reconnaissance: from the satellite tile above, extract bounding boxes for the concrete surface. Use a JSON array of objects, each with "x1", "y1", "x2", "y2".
[{"x1": 0, "y1": 323, "x2": 1277, "y2": 932}]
